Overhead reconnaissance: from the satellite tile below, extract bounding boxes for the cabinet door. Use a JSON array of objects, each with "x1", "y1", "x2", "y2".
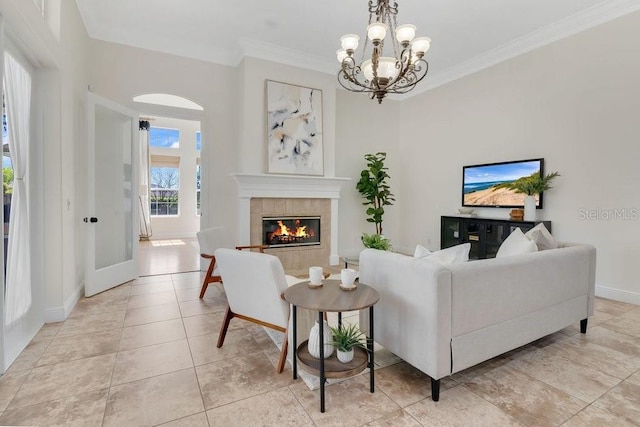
[
  {"x1": 441, "y1": 217, "x2": 461, "y2": 249},
  {"x1": 464, "y1": 221, "x2": 482, "y2": 260},
  {"x1": 485, "y1": 222, "x2": 508, "y2": 258}
]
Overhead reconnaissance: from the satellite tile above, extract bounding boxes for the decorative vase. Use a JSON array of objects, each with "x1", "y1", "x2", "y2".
[
  {"x1": 524, "y1": 195, "x2": 537, "y2": 221},
  {"x1": 308, "y1": 320, "x2": 334, "y2": 359},
  {"x1": 337, "y1": 348, "x2": 354, "y2": 363}
]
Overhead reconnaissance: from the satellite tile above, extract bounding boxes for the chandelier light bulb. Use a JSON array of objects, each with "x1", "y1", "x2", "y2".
[
  {"x1": 411, "y1": 37, "x2": 431, "y2": 56},
  {"x1": 362, "y1": 59, "x2": 374, "y2": 81},
  {"x1": 340, "y1": 34, "x2": 360, "y2": 52},
  {"x1": 377, "y1": 57, "x2": 400, "y2": 81},
  {"x1": 395, "y1": 24, "x2": 416, "y2": 44},
  {"x1": 367, "y1": 22, "x2": 388, "y2": 43},
  {"x1": 336, "y1": 49, "x2": 348, "y2": 63}
]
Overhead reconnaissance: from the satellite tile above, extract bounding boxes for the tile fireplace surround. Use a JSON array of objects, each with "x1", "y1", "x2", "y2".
[{"x1": 232, "y1": 174, "x2": 351, "y2": 270}]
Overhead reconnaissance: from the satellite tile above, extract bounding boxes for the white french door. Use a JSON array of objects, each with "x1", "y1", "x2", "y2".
[{"x1": 85, "y1": 93, "x2": 139, "y2": 297}]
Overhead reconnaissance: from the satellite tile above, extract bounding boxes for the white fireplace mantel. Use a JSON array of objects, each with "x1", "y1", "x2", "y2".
[{"x1": 231, "y1": 173, "x2": 351, "y2": 265}]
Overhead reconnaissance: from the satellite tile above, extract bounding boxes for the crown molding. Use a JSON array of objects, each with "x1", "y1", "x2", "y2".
[
  {"x1": 407, "y1": 0, "x2": 640, "y2": 98},
  {"x1": 237, "y1": 38, "x2": 336, "y2": 75}
]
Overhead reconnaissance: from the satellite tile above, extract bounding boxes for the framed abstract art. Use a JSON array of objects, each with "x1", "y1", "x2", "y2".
[{"x1": 266, "y1": 80, "x2": 324, "y2": 176}]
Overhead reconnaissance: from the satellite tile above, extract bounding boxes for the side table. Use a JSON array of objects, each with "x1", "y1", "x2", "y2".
[
  {"x1": 283, "y1": 279, "x2": 379, "y2": 413},
  {"x1": 340, "y1": 255, "x2": 360, "y2": 269}
]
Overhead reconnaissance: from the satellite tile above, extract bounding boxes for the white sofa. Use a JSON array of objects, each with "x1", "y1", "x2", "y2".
[{"x1": 358, "y1": 243, "x2": 596, "y2": 401}]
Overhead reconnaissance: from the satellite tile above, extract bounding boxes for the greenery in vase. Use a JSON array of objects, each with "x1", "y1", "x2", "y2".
[
  {"x1": 356, "y1": 152, "x2": 395, "y2": 235},
  {"x1": 330, "y1": 323, "x2": 367, "y2": 352},
  {"x1": 493, "y1": 171, "x2": 560, "y2": 196},
  {"x1": 361, "y1": 233, "x2": 392, "y2": 250}
]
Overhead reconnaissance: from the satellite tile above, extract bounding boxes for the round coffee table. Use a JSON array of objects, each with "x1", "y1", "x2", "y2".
[{"x1": 283, "y1": 279, "x2": 379, "y2": 413}]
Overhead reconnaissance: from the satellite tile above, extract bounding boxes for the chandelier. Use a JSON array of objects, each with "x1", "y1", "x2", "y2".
[{"x1": 337, "y1": 0, "x2": 431, "y2": 104}]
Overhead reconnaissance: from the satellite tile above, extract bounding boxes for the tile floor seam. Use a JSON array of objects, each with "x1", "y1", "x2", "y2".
[
  {"x1": 1, "y1": 370, "x2": 33, "y2": 414},
  {"x1": 286, "y1": 384, "x2": 318, "y2": 426},
  {"x1": 101, "y1": 339, "x2": 122, "y2": 427},
  {"x1": 153, "y1": 411, "x2": 208, "y2": 427},
  {"x1": 460, "y1": 381, "x2": 548, "y2": 427},
  {"x1": 191, "y1": 353, "x2": 216, "y2": 419}
]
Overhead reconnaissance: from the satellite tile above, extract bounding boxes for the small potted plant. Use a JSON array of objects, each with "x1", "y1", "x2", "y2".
[{"x1": 330, "y1": 323, "x2": 367, "y2": 363}]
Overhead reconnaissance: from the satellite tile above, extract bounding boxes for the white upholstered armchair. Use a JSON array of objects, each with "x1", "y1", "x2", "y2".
[
  {"x1": 196, "y1": 226, "x2": 267, "y2": 299},
  {"x1": 213, "y1": 248, "x2": 314, "y2": 373}
]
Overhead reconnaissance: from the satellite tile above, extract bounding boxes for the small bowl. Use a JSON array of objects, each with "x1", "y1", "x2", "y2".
[{"x1": 458, "y1": 207, "x2": 474, "y2": 214}]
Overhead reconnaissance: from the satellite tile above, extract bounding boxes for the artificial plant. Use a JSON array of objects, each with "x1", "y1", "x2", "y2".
[{"x1": 356, "y1": 152, "x2": 395, "y2": 235}]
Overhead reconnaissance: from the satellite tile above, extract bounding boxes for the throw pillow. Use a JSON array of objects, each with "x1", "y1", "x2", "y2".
[
  {"x1": 524, "y1": 223, "x2": 559, "y2": 251},
  {"x1": 420, "y1": 243, "x2": 471, "y2": 265},
  {"x1": 496, "y1": 228, "x2": 538, "y2": 258},
  {"x1": 413, "y1": 244, "x2": 432, "y2": 258}
]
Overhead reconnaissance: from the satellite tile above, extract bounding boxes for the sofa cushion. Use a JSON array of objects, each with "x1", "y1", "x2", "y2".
[
  {"x1": 413, "y1": 244, "x2": 432, "y2": 258},
  {"x1": 524, "y1": 223, "x2": 559, "y2": 251},
  {"x1": 496, "y1": 228, "x2": 538, "y2": 258},
  {"x1": 419, "y1": 243, "x2": 471, "y2": 265}
]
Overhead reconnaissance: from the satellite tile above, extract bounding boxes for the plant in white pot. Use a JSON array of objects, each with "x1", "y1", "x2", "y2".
[
  {"x1": 494, "y1": 171, "x2": 560, "y2": 221},
  {"x1": 330, "y1": 323, "x2": 367, "y2": 363}
]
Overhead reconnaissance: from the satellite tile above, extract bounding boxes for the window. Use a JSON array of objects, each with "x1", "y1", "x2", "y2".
[
  {"x1": 3, "y1": 111, "x2": 13, "y2": 275},
  {"x1": 196, "y1": 131, "x2": 201, "y2": 151},
  {"x1": 150, "y1": 166, "x2": 179, "y2": 215},
  {"x1": 196, "y1": 163, "x2": 201, "y2": 215},
  {"x1": 150, "y1": 127, "x2": 180, "y2": 148}
]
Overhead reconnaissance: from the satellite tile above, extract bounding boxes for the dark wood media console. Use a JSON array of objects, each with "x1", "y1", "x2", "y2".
[{"x1": 441, "y1": 215, "x2": 552, "y2": 259}]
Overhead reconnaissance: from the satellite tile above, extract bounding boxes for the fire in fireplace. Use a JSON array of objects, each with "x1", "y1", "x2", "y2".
[{"x1": 263, "y1": 216, "x2": 321, "y2": 248}]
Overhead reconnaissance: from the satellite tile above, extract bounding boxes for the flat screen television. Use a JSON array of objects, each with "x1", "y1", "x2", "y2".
[{"x1": 462, "y1": 158, "x2": 545, "y2": 208}]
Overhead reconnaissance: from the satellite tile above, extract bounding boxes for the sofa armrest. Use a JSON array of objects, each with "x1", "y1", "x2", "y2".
[{"x1": 358, "y1": 249, "x2": 453, "y2": 380}]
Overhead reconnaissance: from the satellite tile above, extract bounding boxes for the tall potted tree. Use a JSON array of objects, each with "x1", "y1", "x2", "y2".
[{"x1": 356, "y1": 152, "x2": 395, "y2": 248}]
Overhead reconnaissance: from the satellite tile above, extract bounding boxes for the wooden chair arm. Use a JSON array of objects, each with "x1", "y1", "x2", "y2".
[{"x1": 235, "y1": 245, "x2": 269, "y2": 253}]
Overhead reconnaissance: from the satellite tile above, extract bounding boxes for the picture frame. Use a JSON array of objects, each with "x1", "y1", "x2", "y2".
[{"x1": 266, "y1": 80, "x2": 324, "y2": 176}]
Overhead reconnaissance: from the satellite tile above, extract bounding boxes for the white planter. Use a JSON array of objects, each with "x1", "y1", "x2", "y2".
[
  {"x1": 308, "y1": 320, "x2": 334, "y2": 359},
  {"x1": 524, "y1": 195, "x2": 537, "y2": 221},
  {"x1": 337, "y1": 348, "x2": 354, "y2": 363}
]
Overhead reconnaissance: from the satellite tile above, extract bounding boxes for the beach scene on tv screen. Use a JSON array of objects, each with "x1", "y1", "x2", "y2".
[{"x1": 464, "y1": 161, "x2": 541, "y2": 207}]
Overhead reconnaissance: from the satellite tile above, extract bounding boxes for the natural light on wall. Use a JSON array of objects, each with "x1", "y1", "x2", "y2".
[{"x1": 133, "y1": 94, "x2": 203, "y2": 111}]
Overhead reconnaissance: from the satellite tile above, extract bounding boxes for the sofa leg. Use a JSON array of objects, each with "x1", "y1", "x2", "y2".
[
  {"x1": 580, "y1": 318, "x2": 588, "y2": 334},
  {"x1": 431, "y1": 378, "x2": 441, "y2": 402}
]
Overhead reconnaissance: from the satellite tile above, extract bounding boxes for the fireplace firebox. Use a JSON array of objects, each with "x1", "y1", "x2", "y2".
[{"x1": 262, "y1": 216, "x2": 321, "y2": 248}]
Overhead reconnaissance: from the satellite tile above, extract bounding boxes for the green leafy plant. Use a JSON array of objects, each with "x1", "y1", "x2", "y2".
[
  {"x1": 356, "y1": 152, "x2": 395, "y2": 235},
  {"x1": 493, "y1": 171, "x2": 560, "y2": 196},
  {"x1": 3, "y1": 167, "x2": 13, "y2": 194},
  {"x1": 361, "y1": 233, "x2": 391, "y2": 250},
  {"x1": 330, "y1": 323, "x2": 367, "y2": 352}
]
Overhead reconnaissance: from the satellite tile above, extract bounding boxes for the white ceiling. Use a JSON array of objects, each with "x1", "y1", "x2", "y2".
[{"x1": 75, "y1": 0, "x2": 640, "y2": 93}]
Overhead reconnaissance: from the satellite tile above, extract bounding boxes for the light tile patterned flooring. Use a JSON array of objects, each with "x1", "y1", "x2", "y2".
[
  {"x1": 0, "y1": 272, "x2": 639, "y2": 426},
  {"x1": 139, "y1": 238, "x2": 201, "y2": 277}
]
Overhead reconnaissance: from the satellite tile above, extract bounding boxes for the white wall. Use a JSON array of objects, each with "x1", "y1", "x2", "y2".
[
  {"x1": 397, "y1": 11, "x2": 640, "y2": 303},
  {"x1": 148, "y1": 116, "x2": 200, "y2": 238},
  {"x1": 335, "y1": 90, "x2": 402, "y2": 256}
]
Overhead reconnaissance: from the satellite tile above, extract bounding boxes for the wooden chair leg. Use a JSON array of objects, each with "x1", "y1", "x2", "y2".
[
  {"x1": 199, "y1": 256, "x2": 216, "y2": 299},
  {"x1": 217, "y1": 306, "x2": 234, "y2": 348},
  {"x1": 276, "y1": 331, "x2": 289, "y2": 373}
]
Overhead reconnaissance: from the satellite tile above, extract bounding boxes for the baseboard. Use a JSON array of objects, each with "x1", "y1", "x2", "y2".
[
  {"x1": 595, "y1": 285, "x2": 640, "y2": 306},
  {"x1": 44, "y1": 283, "x2": 83, "y2": 323},
  {"x1": 148, "y1": 232, "x2": 197, "y2": 240}
]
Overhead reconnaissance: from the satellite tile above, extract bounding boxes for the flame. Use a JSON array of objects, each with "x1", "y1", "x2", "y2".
[{"x1": 269, "y1": 219, "x2": 313, "y2": 240}]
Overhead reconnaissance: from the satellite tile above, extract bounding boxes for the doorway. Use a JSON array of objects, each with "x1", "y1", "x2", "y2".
[{"x1": 138, "y1": 115, "x2": 202, "y2": 276}]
